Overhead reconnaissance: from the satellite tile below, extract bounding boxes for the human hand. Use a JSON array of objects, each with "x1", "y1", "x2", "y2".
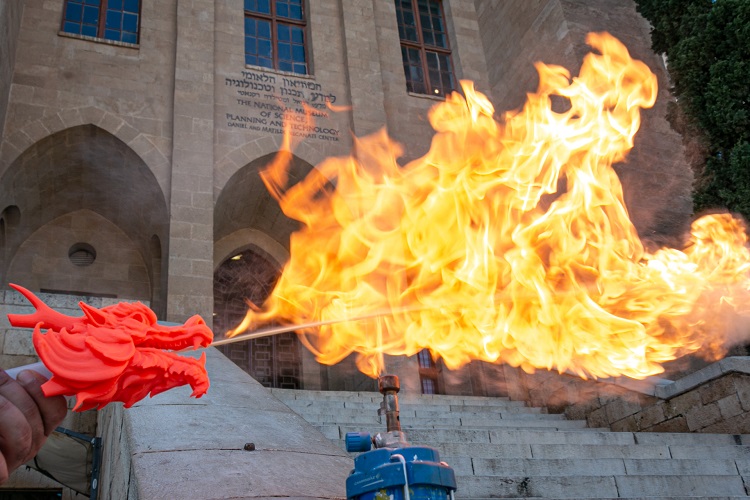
[{"x1": 0, "y1": 369, "x2": 67, "y2": 484}]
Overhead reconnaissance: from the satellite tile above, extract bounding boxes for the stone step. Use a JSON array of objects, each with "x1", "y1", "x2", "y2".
[
  {"x1": 322, "y1": 421, "x2": 591, "y2": 441},
  {"x1": 279, "y1": 399, "x2": 530, "y2": 413},
  {"x1": 271, "y1": 388, "x2": 513, "y2": 405},
  {"x1": 301, "y1": 415, "x2": 562, "y2": 429},
  {"x1": 280, "y1": 404, "x2": 544, "y2": 419},
  {"x1": 450, "y1": 457, "x2": 742, "y2": 477},
  {"x1": 491, "y1": 429, "x2": 745, "y2": 446},
  {"x1": 279, "y1": 388, "x2": 750, "y2": 499},
  {"x1": 463, "y1": 497, "x2": 749, "y2": 500},
  {"x1": 455, "y1": 474, "x2": 748, "y2": 498}
]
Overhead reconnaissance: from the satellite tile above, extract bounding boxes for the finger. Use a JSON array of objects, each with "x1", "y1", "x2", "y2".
[
  {"x1": 0, "y1": 393, "x2": 33, "y2": 474},
  {"x1": 15, "y1": 370, "x2": 67, "y2": 437},
  {"x1": 0, "y1": 450, "x2": 9, "y2": 485},
  {"x1": 0, "y1": 370, "x2": 44, "y2": 459}
]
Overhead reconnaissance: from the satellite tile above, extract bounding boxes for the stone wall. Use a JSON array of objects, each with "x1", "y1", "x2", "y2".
[
  {"x1": 0, "y1": 286, "x2": 139, "y2": 368},
  {"x1": 7, "y1": 210, "x2": 150, "y2": 299},
  {"x1": 474, "y1": 0, "x2": 693, "y2": 244},
  {"x1": 501, "y1": 357, "x2": 750, "y2": 434}
]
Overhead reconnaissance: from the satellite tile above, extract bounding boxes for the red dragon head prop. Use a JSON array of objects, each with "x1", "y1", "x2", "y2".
[{"x1": 7, "y1": 284, "x2": 213, "y2": 411}]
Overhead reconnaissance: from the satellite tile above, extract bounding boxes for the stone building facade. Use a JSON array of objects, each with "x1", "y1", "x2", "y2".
[{"x1": 0, "y1": 0, "x2": 691, "y2": 394}]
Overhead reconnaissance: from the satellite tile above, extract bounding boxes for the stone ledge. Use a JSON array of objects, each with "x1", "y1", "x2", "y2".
[
  {"x1": 97, "y1": 348, "x2": 351, "y2": 499},
  {"x1": 596, "y1": 357, "x2": 750, "y2": 400}
]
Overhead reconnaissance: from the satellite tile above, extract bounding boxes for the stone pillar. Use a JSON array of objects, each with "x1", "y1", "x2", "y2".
[
  {"x1": 338, "y1": 0, "x2": 388, "y2": 137},
  {"x1": 0, "y1": 0, "x2": 24, "y2": 142},
  {"x1": 166, "y1": 1, "x2": 215, "y2": 324}
]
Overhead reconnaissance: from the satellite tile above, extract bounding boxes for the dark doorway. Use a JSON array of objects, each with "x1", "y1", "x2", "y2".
[{"x1": 213, "y1": 247, "x2": 302, "y2": 389}]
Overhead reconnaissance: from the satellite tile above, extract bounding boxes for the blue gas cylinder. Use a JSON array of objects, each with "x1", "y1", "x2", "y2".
[{"x1": 345, "y1": 444, "x2": 457, "y2": 500}]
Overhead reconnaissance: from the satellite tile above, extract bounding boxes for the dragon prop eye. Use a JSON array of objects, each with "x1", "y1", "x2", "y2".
[{"x1": 8, "y1": 284, "x2": 214, "y2": 411}]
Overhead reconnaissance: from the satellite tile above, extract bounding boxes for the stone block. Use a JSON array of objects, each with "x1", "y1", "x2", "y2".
[
  {"x1": 645, "y1": 416, "x2": 689, "y2": 433},
  {"x1": 634, "y1": 402, "x2": 666, "y2": 430},
  {"x1": 615, "y1": 475, "x2": 746, "y2": 497},
  {"x1": 700, "y1": 374, "x2": 739, "y2": 405},
  {"x1": 702, "y1": 411, "x2": 750, "y2": 434},
  {"x1": 664, "y1": 389, "x2": 701, "y2": 419},
  {"x1": 530, "y1": 443, "x2": 669, "y2": 459},
  {"x1": 2, "y1": 329, "x2": 35, "y2": 355},
  {"x1": 611, "y1": 414, "x2": 638, "y2": 432},
  {"x1": 604, "y1": 396, "x2": 642, "y2": 423},
  {"x1": 685, "y1": 402, "x2": 722, "y2": 431},
  {"x1": 586, "y1": 406, "x2": 610, "y2": 429},
  {"x1": 471, "y1": 457, "x2": 625, "y2": 476},
  {"x1": 735, "y1": 375, "x2": 750, "y2": 411},
  {"x1": 623, "y1": 458, "x2": 738, "y2": 475},
  {"x1": 458, "y1": 474, "x2": 618, "y2": 499},
  {"x1": 717, "y1": 393, "x2": 744, "y2": 420}
]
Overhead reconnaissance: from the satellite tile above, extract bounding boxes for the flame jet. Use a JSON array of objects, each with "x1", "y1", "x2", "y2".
[{"x1": 229, "y1": 32, "x2": 750, "y2": 380}]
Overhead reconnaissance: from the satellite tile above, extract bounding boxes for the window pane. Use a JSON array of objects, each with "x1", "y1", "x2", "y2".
[
  {"x1": 421, "y1": 377, "x2": 436, "y2": 394},
  {"x1": 65, "y1": 3, "x2": 82, "y2": 22},
  {"x1": 245, "y1": 36, "x2": 257, "y2": 55},
  {"x1": 293, "y1": 62, "x2": 306, "y2": 74},
  {"x1": 63, "y1": 21, "x2": 81, "y2": 34},
  {"x1": 83, "y1": 5, "x2": 99, "y2": 24},
  {"x1": 258, "y1": 39, "x2": 272, "y2": 57},
  {"x1": 292, "y1": 44, "x2": 304, "y2": 62},
  {"x1": 279, "y1": 60, "x2": 292, "y2": 72},
  {"x1": 258, "y1": 19, "x2": 271, "y2": 38},
  {"x1": 246, "y1": 0, "x2": 270, "y2": 14},
  {"x1": 417, "y1": 349, "x2": 434, "y2": 368},
  {"x1": 276, "y1": 0, "x2": 303, "y2": 20},
  {"x1": 122, "y1": 31, "x2": 137, "y2": 44},
  {"x1": 124, "y1": 0, "x2": 139, "y2": 13},
  {"x1": 425, "y1": 51, "x2": 453, "y2": 96},
  {"x1": 278, "y1": 42, "x2": 291, "y2": 62},
  {"x1": 246, "y1": 54, "x2": 258, "y2": 65},
  {"x1": 291, "y1": 26, "x2": 304, "y2": 43},
  {"x1": 402, "y1": 46, "x2": 425, "y2": 94},
  {"x1": 84, "y1": 0, "x2": 101, "y2": 5},
  {"x1": 245, "y1": 17, "x2": 256, "y2": 35},
  {"x1": 258, "y1": 57, "x2": 273, "y2": 68},
  {"x1": 82, "y1": 24, "x2": 98, "y2": 37},
  {"x1": 396, "y1": 0, "x2": 418, "y2": 42},
  {"x1": 109, "y1": 0, "x2": 122, "y2": 10},
  {"x1": 106, "y1": 10, "x2": 122, "y2": 29},
  {"x1": 123, "y1": 13, "x2": 138, "y2": 33},
  {"x1": 104, "y1": 28, "x2": 120, "y2": 41},
  {"x1": 278, "y1": 24, "x2": 290, "y2": 42}
]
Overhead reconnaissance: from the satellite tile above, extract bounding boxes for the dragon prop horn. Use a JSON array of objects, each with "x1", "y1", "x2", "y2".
[{"x1": 7, "y1": 283, "x2": 81, "y2": 330}]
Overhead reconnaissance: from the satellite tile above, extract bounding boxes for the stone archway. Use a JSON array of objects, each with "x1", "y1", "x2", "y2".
[
  {"x1": 212, "y1": 152, "x2": 318, "y2": 388},
  {"x1": 0, "y1": 125, "x2": 169, "y2": 311}
]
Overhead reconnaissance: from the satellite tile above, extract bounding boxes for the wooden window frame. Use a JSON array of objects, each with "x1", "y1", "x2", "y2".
[
  {"x1": 244, "y1": 1, "x2": 308, "y2": 75},
  {"x1": 60, "y1": 0, "x2": 141, "y2": 45},
  {"x1": 417, "y1": 348, "x2": 442, "y2": 394},
  {"x1": 396, "y1": 0, "x2": 455, "y2": 97}
]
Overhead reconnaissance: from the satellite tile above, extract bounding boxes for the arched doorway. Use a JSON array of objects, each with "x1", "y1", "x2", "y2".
[{"x1": 213, "y1": 247, "x2": 302, "y2": 389}]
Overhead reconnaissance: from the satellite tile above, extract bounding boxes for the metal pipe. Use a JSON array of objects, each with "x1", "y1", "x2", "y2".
[{"x1": 378, "y1": 374, "x2": 401, "y2": 433}]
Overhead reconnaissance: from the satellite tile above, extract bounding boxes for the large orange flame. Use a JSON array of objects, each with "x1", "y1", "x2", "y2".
[{"x1": 228, "y1": 32, "x2": 750, "y2": 380}]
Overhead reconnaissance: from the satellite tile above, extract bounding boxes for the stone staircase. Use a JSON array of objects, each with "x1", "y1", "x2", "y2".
[{"x1": 270, "y1": 388, "x2": 750, "y2": 499}]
